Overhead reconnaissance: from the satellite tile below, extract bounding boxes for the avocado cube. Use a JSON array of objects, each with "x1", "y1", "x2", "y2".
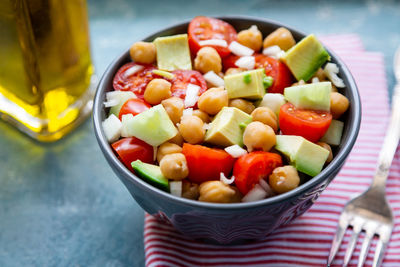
[
  {"x1": 205, "y1": 107, "x2": 252, "y2": 147},
  {"x1": 224, "y1": 68, "x2": 266, "y2": 100},
  {"x1": 125, "y1": 104, "x2": 178, "y2": 146},
  {"x1": 154, "y1": 34, "x2": 192, "y2": 71},
  {"x1": 281, "y1": 34, "x2": 330, "y2": 82},
  {"x1": 275, "y1": 135, "x2": 329, "y2": 177}
]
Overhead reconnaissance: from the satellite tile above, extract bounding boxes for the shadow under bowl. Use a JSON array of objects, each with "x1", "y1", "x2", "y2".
[{"x1": 93, "y1": 16, "x2": 361, "y2": 244}]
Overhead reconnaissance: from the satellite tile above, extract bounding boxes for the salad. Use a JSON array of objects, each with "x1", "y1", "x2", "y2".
[{"x1": 102, "y1": 16, "x2": 350, "y2": 203}]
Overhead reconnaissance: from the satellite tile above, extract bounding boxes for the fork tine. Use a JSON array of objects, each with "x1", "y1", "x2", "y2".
[
  {"x1": 343, "y1": 222, "x2": 362, "y2": 267},
  {"x1": 372, "y1": 237, "x2": 389, "y2": 267},
  {"x1": 357, "y1": 230, "x2": 374, "y2": 267},
  {"x1": 327, "y1": 216, "x2": 348, "y2": 267}
]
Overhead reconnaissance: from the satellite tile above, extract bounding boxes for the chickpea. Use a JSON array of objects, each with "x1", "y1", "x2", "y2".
[
  {"x1": 263, "y1": 27, "x2": 296, "y2": 51},
  {"x1": 199, "y1": 181, "x2": 237, "y2": 203},
  {"x1": 225, "y1": 67, "x2": 246, "y2": 76},
  {"x1": 157, "y1": 142, "x2": 182, "y2": 163},
  {"x1": 313, "y1": 68, "x2": 326, "y2": 81},
  {"x1": 330, "y1": 92, "x2": 349, "y2": 119},
  {"x1": 192, "y1": 109, "x2": 211, "y2": 123},
  {"x1": 161, "y1": 97, "x2": 184, "y2": 124},
  {"x1": 182, "y1": 180, "x2": 200, "y2": 200},
  {"x1": 169, "y1": 132, "x2": 184, "y2": 146},
  {"x1": 144, "y1": 79, "x2": 171, "y2": 105},
  {"x1": 129, "y1": 41, "x2": 156, "y2": 64},
  {"x1": 178, "y1": 115, "x2": 205, "y2": 144},
  {"x1": 317, "y1": 142, "x2": 333, "y2": 163},
  {"x1": 230, "y1": 186, "x2": 243, "y2": 203},
  {"x1": 159, "y1": 153, "x2": 189, "y2": 180},
  {"x1": 243, "y1": 121, "x2": 276, "y2": 152},
  {"x1": 194, "y1": 47, "x2": 222, "y2": 74},
  {"x1": 251, "y1": 107, "x2": 278, "y2": 132},
  {"x1": 237, "y1": 25, "x2": 263, "y2": 51},
  {"x1": 269, "y1": 166, "x2": 300, "y2": 194},
  {"x1": 198, "y1": 87, "x2": 228, "y2": 115},
  {"x1": 229, "y1": 99, "x2": 255, "y2": 114}
]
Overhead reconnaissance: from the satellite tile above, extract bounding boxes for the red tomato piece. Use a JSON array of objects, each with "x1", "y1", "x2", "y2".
[
  {"x1": 113, "y1": 62, "x2": 157, "y2": 99},
  {"x1": 222, "y1": 54, "x2": 240, "y2": 71},
  {"x1": 170, "y1": 70, "x2": 207, "y2": 102},
  {"x1": 112, "y1": 137, "x2": 154, "y2": 172},
  {"x1": 254, "y1": 54, "x2": 294, "y2": 94},
  {"x1": 279, "y1": 103, "x2": 332, "y2": 143},
  {"x1": 188, "y1": 16, "x2": 237, "y2": 57},
  {"x1": 233, "y1": 152, "x2": 283, "y2": 195},
  {"x1": 118, "y1": 98, "x2": 151, "y2": 120},
  {"x1": 182, "y1": 143, "x2": 236, "y2": 183}
]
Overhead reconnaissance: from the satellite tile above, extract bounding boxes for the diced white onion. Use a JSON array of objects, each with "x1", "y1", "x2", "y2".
[
  {"x1": 182, "y1": 108, "x2": 193, "y2": 117},
  {"x1": 263, "y1": 45, "x2": 285, "y2": 59},
  {"x1": 104, "y1": 91, "x2": 137, "y2": 108},
  {"x1": 220, "y1": 172, "x2": 235, "y2": 185},
  {"x1": 263, "y1": 45, "x2": 280, "y2": 56},
  {"x1": 153, "y1": 146, "x2": 157, "y2": 162},
  {"x1": 242, "y1": 184, "x2": 267, "y2": 202},
  {"x1": 259, "y1": 179, "x2": 275, "y2": 197},
  {"x1": 184, "y1": 84, "x2": 200, "y2": 107},
  {"x1": 324, "y1": 63, "x2": 345, "y2": 88},
  {"x1": 103, "y1": 98, "x2": 120, "y2": 108},
  {"x1": 224, "y1": 145, "x2": 248, "y2": 158},
  {"x1": 124, "y1": 65, "x2": 144, "y2": 78},
  {"x1": 229, "y1": 41, "x2": 254, "y2": 56},
  {"x1": 120, "y1": 113, "x2": 134, "y2": 137},
  {"x1": 203, "y1": 71, "x2": 224, "y2": 87},
  {"x1": 102, "y1": 114, "x2": 122, "y2": 142},
  {"x1": 170, "y1": 181, "x2": 182, "y2": 197},
  {"x1": 249, "y1": 25, "x2": 259, "y2": 31},
  {"x1": 312, "y1": 77, "x2": 320, "y2": 83},
  {"x1": 258, "y1": 93, "x2": 286, "y2": 117},
  {"x1": 198, "y1": 39, "x2": 228, "y2": 47},
  {"x1": 235, "y1": 56, "x2": 255, "y2": 70}
]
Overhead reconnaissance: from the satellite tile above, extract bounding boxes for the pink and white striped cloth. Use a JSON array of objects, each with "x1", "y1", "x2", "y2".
[{"x1": 144, "y1": 34, "x2": 400, "y2": 267}]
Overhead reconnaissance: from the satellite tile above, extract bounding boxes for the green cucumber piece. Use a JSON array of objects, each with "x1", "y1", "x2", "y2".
[
  {"x1": 124, "y1": 104, "x2": 178, "y2": 146},
  {"x1": 131, "y1": 160, "x2": 169, "y2": 192},
  {"x1": 284, "y1": 81, "x2": 331, "y2": 111},
  {"x1": 320, "y1": 119, "x2": 344, "y2": 146}
]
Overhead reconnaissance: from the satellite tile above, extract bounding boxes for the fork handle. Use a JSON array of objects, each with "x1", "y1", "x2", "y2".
[{"x1": 372, "y1": 83, "x2": 400, "y2": 189}]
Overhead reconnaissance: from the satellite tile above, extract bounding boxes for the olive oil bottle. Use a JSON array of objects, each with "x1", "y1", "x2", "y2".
[{"x1": 0, "y1": 0, "x2": 95, "y2": 141}]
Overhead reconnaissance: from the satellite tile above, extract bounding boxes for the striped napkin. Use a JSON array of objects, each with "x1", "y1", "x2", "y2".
[{"x1": 144, "y1": 34, "x2": 400, "y2": 267}]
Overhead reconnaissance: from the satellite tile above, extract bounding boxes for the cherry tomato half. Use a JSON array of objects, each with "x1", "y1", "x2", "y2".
[
  {"x1": 279, "y1": 103, "x2": 332, "y2": 143},
  {"x1": 188, "y1": 16, "x2": 237, "y2": 57},
  {"x1": 233, "y1": 152, "x2": 283, "y2": 195},
  {"x1": 182, "y1": 143, "x2": 236, "y2": 183},
  {"x1": 113, "y1": 62, "x2": 157, "y2": 99},
  {"x1": 255, "y1": 54, "x2": 294, "y2": 94},
  {"x1": 171, "y1": 70, "x2": 207, "y2": 104},
  {"x1": 222, "y1": 54, "x2": 240, "y2": 71},
  {"x1": 112, "y1": 137, "x2": 154, "y2": 172},
  {"x1": 118, "y1": 98, "x2": 151, "y2": 120}
]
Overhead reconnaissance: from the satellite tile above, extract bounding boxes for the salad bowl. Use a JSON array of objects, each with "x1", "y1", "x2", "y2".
[{"x1": 93, "y1": 16, "x2": 361, "y2": 243}]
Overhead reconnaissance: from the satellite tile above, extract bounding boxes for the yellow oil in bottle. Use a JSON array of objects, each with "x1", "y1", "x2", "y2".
[{"x1": 0, "y1": 0, "x2": 95, "y2": 141}]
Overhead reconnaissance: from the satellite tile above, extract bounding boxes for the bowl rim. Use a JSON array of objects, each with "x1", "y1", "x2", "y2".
[{"x1": 93, "y1": 15, "x2": 361, "y2": 210}]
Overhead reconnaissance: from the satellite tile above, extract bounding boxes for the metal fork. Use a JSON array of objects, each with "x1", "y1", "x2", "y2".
[{"x1": 327, "y1": 46, "x2": 400, "y2": 267}]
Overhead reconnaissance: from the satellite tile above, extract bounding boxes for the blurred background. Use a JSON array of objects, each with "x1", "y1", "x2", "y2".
[{"x1": 1, "y1": 0, "x2": 399, "y2": 266}]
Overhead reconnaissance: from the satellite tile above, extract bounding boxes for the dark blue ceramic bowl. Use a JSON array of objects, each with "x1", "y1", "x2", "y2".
[{"x1": 93, "y1": 16, "x2": 361, "y2": 244}]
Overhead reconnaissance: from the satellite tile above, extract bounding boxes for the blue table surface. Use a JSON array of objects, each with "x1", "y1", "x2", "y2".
[{"x1": 1, "y1": 0, "x2": 399, "y2": 266}]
